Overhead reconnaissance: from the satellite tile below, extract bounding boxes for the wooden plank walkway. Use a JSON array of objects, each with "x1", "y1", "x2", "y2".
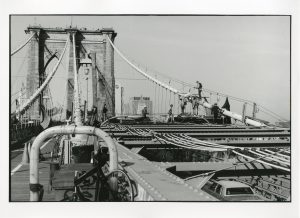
[
  {"x1": 10, "y1": 163, "x2": 56, "y2": 201},
  {"x1": 11, "y1": 138, "x2": 219, "y2": 201}
]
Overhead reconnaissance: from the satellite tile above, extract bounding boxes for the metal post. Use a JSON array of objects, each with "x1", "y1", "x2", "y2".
[
  {"x1": 252, "y1": 102, "x2": 257, "y2": 119},
  {"x1": 242, "y1": 103, "x2": 247, "y2": 123},
  {"x1": 86, "y1": 75, "x2": 88, "y2": 111},
  {"x1": 121, "y1": 87, "x2": 124, "y2": 115}
]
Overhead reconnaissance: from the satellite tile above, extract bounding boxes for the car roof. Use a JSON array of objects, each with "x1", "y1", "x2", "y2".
[{"x1": 215, "y1": 180, "x2": 250, "y2": 188}]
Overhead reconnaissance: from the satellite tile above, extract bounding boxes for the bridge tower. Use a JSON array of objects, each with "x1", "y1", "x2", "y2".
[
  {"x1": 25, "y1": 26, "x2": 117, "y2": 122},
  {"x1": 26, "y1": 28, "x2": 48, "y2": 120}
]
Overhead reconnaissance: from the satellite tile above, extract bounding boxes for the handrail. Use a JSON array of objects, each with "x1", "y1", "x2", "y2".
[{"x1": 29, "y1": 125, "x2": 118, "y2": 201}]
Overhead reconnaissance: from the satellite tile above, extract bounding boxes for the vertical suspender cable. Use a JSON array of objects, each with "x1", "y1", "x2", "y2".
[
  {"x1": 157, "y1": 85, "x2": 159, "y2": 115},
  {"x1": 168, "y1": 81, "x2": 171, "y2": 107},
  {"x1": 160, "y1": 86, "x2": 163, "y2": 115},
  {"x1": 154, "y1": 79, "x2": 157, "y2": 116},
  {"x1": 165, "y1": 88, "x2": 167, "y2": 114},
  {"x1": 169, "y1": 90, "x2": 171, "y2": 106},
  {"x1": 106, "y1": 36, "x2": 266, "y2": 127},
  {"x1": 173, "y1": 92, "x2": 176, "y2": 115}
]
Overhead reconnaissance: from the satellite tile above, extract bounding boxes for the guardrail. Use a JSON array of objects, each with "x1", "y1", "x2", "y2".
[{"x1": 10, "y1": 121, "x2": 41, "y2": 145}]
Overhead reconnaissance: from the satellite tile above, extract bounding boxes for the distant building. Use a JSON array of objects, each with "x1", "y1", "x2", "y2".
[
  {"x1": 129, "y1": 96, "x2": 153, "y2": 115},
  {"x1": 123, "y1": 103, "x2": 130, "y2": 115}
]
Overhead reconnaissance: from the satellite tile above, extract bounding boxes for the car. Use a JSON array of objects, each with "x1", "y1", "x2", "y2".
[{"x1": 202, "y1": 179, "x2": 263, "y2": 201}]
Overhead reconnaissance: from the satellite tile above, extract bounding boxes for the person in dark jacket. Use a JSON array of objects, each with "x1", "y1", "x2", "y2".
[
  {"x1": 90, "y1": 106, "x2": 99, "y2": 126},
  {"x1": 196, "y1": 81, "x2": 203, "y2": 99},
  {"x1": 211, "y1": 103, "x2": 220, "y2": 123},
  {"x1": 180, "y1": 98, "x2": 188, "y2": 114},
  {"x1": 102, "y1": 104, "x2": 108, "y2": 122},
  {"x1": 142, "y1": 106, "x2": 148, "y2": 119}
]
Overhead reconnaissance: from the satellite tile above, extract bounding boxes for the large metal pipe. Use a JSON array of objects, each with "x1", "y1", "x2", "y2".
[
  {"x1": 201, "y1": 100, "x2": 266, "y2": 127},
  {"x1": 29, "y1": 125, "x2": 118, "y2": 201}
]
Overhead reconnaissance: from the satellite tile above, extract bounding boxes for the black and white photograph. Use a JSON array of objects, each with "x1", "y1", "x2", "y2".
[
  {"x1": 1, "y1": 1, "x2": 299, "y2": 217},
  {"x1": 9, "y1": 14, "x2": 291, "y2": 202}
]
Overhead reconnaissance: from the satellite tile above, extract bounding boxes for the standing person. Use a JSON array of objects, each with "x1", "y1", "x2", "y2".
[
  {"x1": 211, "y1": 103, "x2": 219, "y2": 123},
  {"x1": 194, "y1": 97, "x2": 200, "y2": 115},
  {"x1": 196, "y1": 81, "x2": 203, "y2": 99},
  {"x1": 168, "y1": 104, "x2": 174, "y2": 123},
  {"x1": 90, "y1": 106, "x2": 99, "y2": 126},
  {"x1": 102, "y1": 104, "x2": 108, "y2": 122},
  {"x1": 192, "y1": 97, "x2": 197, "y2": 115},
  {"x1": 142, "y1": 106, "x2": 148, "y2": 118},
  {"x1": 180, "y1": 98, "x2": 184, "y2": 114},
  {"x1": 180, "y1": 97, "x2": 187, "y2": 114}
]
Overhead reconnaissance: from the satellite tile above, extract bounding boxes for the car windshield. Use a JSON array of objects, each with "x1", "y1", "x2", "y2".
[{"x1": 226, "y1": 187, "x2": 254, "y2": 195}]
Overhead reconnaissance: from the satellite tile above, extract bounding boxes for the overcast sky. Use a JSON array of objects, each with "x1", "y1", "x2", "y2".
[{"x1": 11, "y1": 15, "x2": 290, "y2": 123}]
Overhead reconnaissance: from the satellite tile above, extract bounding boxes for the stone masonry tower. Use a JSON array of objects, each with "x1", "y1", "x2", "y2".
[{"x1": 25, "y1": 26, "x2": 117, "y2": 121}]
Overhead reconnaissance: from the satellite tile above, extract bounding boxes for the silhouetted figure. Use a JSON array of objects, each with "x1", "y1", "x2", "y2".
[
  {"x1": 180, "y1": 98, "x2": 187, "y2": 114},
  {"x1": 222, "y1": 97, "x2": 231, "y2": 124},
  {"x1": 192, "y1": 97, "x2": 200, "y2": 115},
  {"x1": 11, "y1": 113, "x2": 19, "y2": 125},
  {"x1": 168, "y1": 104, "x2": 174, "y2": 123},
  {"x1": 102, "y1": 104, "x2": 108, "y2": 122},
  {"x1": 90, "y1": 106, "x2": 99, "y2": 126},
  {"x1": 211, "y1": 103, "x2": 220, "y2": 123},
  {"x1": 142, "y1": 106, "x2": 148, "y2": 118},
  {"x1": 196, "y1": 81, "x2": 203, "y2": 99}
]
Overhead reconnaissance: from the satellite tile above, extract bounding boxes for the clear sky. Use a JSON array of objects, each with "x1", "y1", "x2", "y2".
[{"x1": 11, "y1": 15, "x2": 290, "y2": 123}]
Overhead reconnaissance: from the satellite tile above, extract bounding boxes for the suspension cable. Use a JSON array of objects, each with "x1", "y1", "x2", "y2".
[
  {"x1": 107, "y1": 37, "x2": 279, "y2": 127},
  {"x1": 15, "y1": 37, "x2": 69, "y2": 115},
  {"x1": 154, "y1": 77, "x2": 157, "y2": 116},
  {"x1": 11, "y1": 33, "x2": 36, "y2": 56},
  {"x1": 157, "y1": 83, "x2": 160, "y2": 115},
  {"x1": 160, "y1": 86, "x2": 163, "y2": 115},
  {"x1": 106, "y1": 36, "x2": 179, "y2": 94},
  {"x1": 12, "y1": 54, "x2": 27, "y2": 90},
  {"x1": 257, "y1": 104, "x2": 288, "y2": 122}
]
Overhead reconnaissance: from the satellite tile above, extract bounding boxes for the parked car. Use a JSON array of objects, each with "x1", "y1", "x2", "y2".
[{"x1": 202, "y1": 179, "x2": 263, "y2": 201}]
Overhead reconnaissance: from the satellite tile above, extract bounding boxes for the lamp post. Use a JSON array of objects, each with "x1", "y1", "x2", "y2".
[
  {"x1": 84, "y1": 68, "x2": 89, "y2": 122},
  {"x1": 80, "y1": 51, "x2": 92, "y2": 123}
]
